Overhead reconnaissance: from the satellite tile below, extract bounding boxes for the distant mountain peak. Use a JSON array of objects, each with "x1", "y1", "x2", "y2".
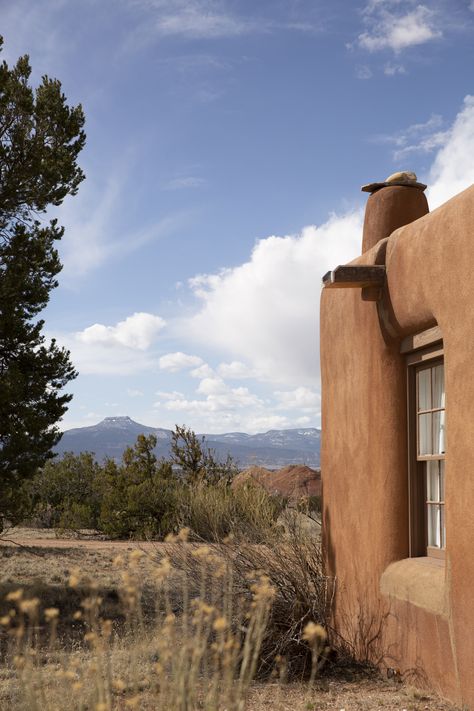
[
  {"x1": 57, "y1": 417, "x2": 320, "y2": 467},
  {"x1": 98, "y1": 416, "x2": 146, "y2": 430}
]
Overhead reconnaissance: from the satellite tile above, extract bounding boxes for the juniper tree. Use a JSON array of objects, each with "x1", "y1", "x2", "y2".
[{"x1": 0, "y1": 37, "x2": 85, "y2": 526}]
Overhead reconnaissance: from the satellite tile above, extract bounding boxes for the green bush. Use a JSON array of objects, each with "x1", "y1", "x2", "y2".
[
  {"x1": 98, "y1": 435, "x2": 180, "y2": 539},
  {"x1": 28, "y1": 452, "x2": 102, "y2": 529},
  {"x1": 26, "y1": 428, "x2": 292, "y2": 543}
]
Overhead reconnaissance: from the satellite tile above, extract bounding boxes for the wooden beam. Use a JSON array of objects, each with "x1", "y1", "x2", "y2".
[
  {"x1": 322, "y1": 265, "x2": 386, "y2": 289},
  {"x1": 400, "y1": 325, "x2": 442, "y2": 354}
]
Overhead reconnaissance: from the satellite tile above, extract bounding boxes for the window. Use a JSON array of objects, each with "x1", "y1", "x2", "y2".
[
  {"x1": 402, "y1": 328, "x2": 445, "y2": 559},
  {"x1": 416, "y1": 360, "x2": 446, "y2": 552}
]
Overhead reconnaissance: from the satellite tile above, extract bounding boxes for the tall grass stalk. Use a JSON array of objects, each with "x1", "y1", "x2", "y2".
[{"x1": 0, "y1": 536, "x2": 327, "y2": 711}]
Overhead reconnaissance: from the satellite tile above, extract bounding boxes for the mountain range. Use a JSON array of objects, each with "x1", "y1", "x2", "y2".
[{"x1": 56, "y1": 416, "x2": 321, "y2": 468}]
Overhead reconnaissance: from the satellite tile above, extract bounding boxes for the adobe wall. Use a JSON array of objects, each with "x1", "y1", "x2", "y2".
[{"x1": 321, "y1": 184, "x2": 474, "y2": 708}]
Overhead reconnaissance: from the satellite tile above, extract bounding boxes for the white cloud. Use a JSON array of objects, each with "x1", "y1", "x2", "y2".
[
  {"x1": 159, "y1": 352, "x2": 204, "y2": 372},
  {"x1": 184, "y1": 211, "x2": 362, "y2": 387},
  {"x1": 159, "y1": 386, "x2": 262, "y2": 414},
  {"x1": 358, "y1": 3, "x2": 442, "y2": 53},
  {"x1": 154, "y1": 373, "x2": 266, "y2": 432},
  {"x1": 77, "y1": 313, "x2": 165, "y2": 350},
  {"x1": 171, "y1": 94, "x2": 474, "y2": 431},
  {"x1": 52, "y1": 337, "x2": 158, "y2": 376},
  {"x1": 295, "y1": 416, "x2": 312, "y2": 426},
  {"x1": 427, "y1": 96, "x2": 474, "y2": 209},
  {"x1": 59, "y1": 96, "x2": 474, "y2": 432},
  {"x1": 217, "y1": 361, "x2": 255, "y2": 379},
  {"x1": 50, "y1": 312, "x2": 165, "y2": 375},
  {"x1": 190, "y1": 363, "x2": 215, "y2": 379},
  {"x1": 275, "y1": 387, "x2": 320, "y2": 412},
  {"x1": 196, "y1": 376, "x2": 227, "y2": 396}
]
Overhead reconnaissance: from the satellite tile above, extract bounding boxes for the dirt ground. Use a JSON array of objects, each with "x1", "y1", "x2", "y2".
[
  {"x1": 0, "y1": 528, "x2": 461, "y2": 710},
  {"x1": 246, "y1": 679, "x2": 460, "y2": 710},
  {"x1": 0, "y1": 527, "x2": 163, "y2": 588}
]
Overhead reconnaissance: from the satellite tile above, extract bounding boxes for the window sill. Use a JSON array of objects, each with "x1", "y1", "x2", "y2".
[{"x1": 380, "y1": 557, "x2": 447, "y2": 618}]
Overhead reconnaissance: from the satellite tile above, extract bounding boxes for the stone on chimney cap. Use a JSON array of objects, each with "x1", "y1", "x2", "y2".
[{"x1": 361, "y1": 170, "x2": 427, "y2": 193}]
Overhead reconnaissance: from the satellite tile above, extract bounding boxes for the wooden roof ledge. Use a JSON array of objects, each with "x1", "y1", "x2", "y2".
[{"x1": 322, "y1": 264, "x2": 386, "y2": 289}]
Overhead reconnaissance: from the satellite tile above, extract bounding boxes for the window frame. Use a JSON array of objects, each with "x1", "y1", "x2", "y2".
[{"x1": 402, "y1": 328, "x2": 445, "y2": 560}]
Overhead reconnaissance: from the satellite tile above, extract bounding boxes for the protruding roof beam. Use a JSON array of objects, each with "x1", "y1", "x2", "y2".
[{"x1": 322, "y1": 265, "x2": 386, "y2": 289}]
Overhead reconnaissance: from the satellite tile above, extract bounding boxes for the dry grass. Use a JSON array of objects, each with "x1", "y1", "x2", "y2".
[
  {"x1": 0, "y1": 529, "x2": 462, "y2": 711},
  {"x1": 0, "y1": 542, "x2": 281, "y2": 710}
]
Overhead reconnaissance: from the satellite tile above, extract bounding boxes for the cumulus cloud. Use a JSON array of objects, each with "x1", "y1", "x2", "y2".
[
  {"x1": 159, "y1": 352, "x2": 204, "y2": 372},
  {"x1": 60, "y1": 95, "x2": 474, "y2": 431},
  {"x1": 190, "y1": 363, "x2": 215, "y2": 379},
  {"x1": 184, "y1": 211, "x2": 362, "y2": 387},
  {"x1": 174, "y1": 94, "x2": 474, "y2": 426},
  {"x1": 78, "y1": 313, "x2": 165, "y2": 350},
  {"x1": 51, "y1": 338, "x2": 158, "y2": 376},
  {"x1": 217, "y1": 361, "x2": 256, "y2": 379},
  {"x1": 427, "y1": 96, "x2": 474, "y2": 209},
  {"x1": 358, "y1": 3, "x2": 442, "y2": 53},
  {"x1": 275, "y1": 387, "x2": 321, "y2": 412},
  {"x1": 154, "y1": 370, "x2": 266, "y2": 432},
  {"x1": 196, "y1": 376, "x2": 227, "y2": 396},
  {"x1": 50, "y1": 312, "x2": 165, "y2": 375}
]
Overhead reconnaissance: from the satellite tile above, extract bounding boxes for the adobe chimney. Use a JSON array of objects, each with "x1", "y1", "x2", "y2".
[{"x1": 361, "y1": 171, "x2": 429, "y2": 254}]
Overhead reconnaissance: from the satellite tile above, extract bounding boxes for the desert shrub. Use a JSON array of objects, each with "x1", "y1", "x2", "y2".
[
  {"x1": 171, "y1": 424, "x2": 238, "y2": 484},
  {"x1": 177, "y1": 480, "x2": 284, "y2": 543},
  {"x1": 167, "y1": 517, "x2": 331, "y2": 679},
  {"x1": 98, "y1": 435, "x2": 181, "y2": 539},
  {"x1": 28, "y1": 452, "x2": 102, "y2": 529}
]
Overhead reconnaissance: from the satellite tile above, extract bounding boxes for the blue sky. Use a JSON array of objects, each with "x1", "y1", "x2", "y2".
[{"x1": 2, "y1": 0, "x2": 474, "y2": 433}]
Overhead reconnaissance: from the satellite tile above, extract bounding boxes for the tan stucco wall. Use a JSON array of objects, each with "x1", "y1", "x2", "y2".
[{"x1": 321, "y1": 184, "x2": 474, "y2": 708}]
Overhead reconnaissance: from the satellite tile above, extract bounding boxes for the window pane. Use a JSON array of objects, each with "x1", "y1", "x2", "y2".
[
  {"x1": 427, "y1": 461, "x2": 440, "y2": 502},
  {"x1": 440, "y1": 506, "x2": 446, "y2": 548},
  {"x1": 432, "y1": 364, "x2": 445, "y2": 409},
  {"x1": 440, "y1": 460, "x2": 445, "y2": 501},
  {"x1": 418, "y1": 413, "x2": 432, "y2": 455},
  {"x1": 427, "y1": 504, "x2": 441, "y2": 548},
  {"x1": 418, "y1": 369, "x2": 431, "y2": 411},
  {"x1": 432, "y1": 410, "x2": 446, "y2": 455}
]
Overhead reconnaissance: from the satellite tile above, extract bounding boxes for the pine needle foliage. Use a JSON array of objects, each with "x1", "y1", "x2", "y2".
[{"x1": 0, "y1": 37, "x2": 85, "y2": 527}]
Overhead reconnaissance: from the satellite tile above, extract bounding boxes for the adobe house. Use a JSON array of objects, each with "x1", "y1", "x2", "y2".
[{"x1": 320, "y1": 172, "x2": 474, "y2": 708}]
